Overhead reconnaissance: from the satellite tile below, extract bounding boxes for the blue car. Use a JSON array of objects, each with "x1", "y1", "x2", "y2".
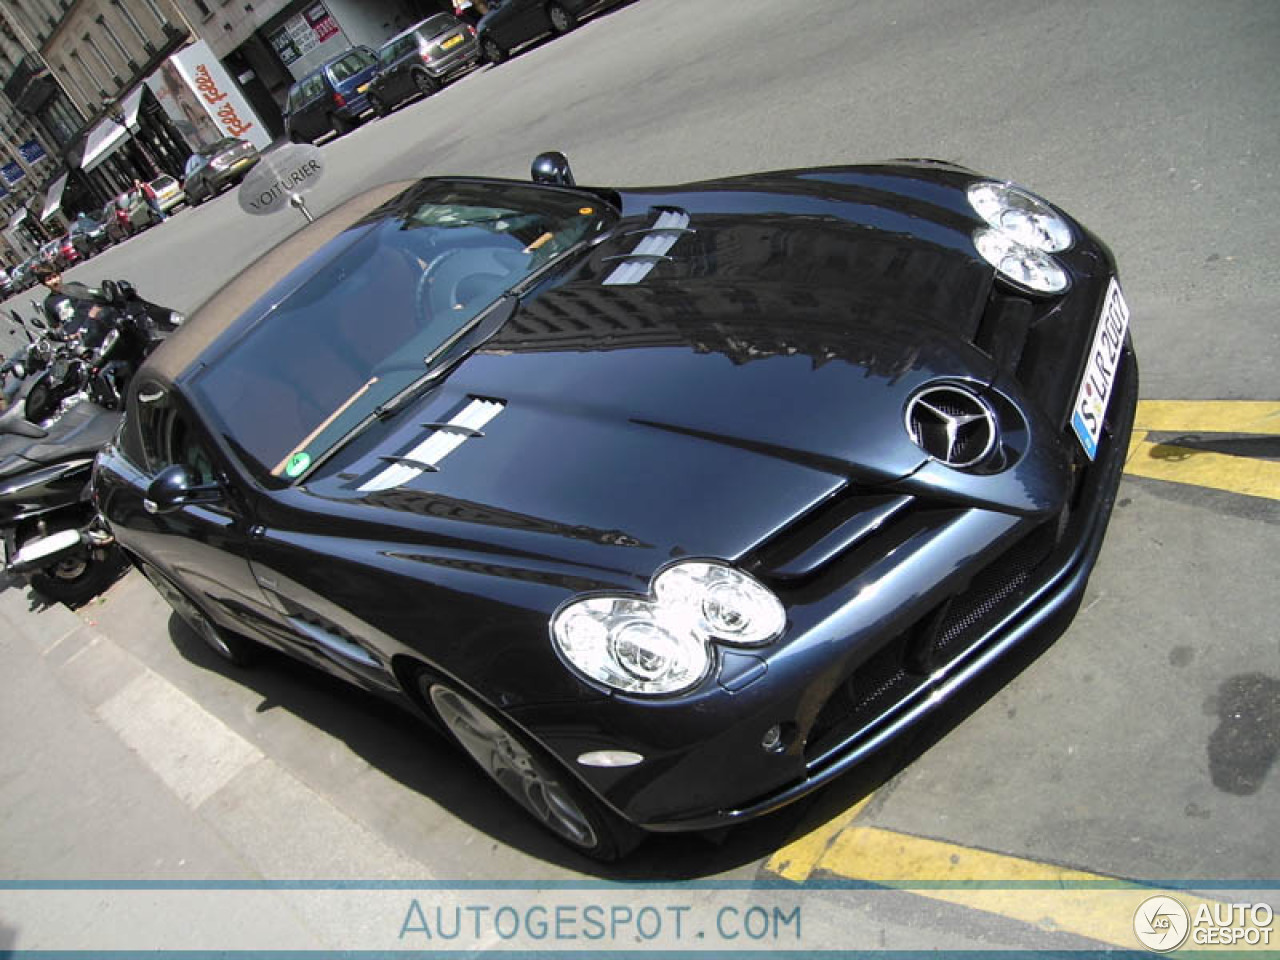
[{"x1": 284, "y1": 46, "x2": 379, "y2": 144}]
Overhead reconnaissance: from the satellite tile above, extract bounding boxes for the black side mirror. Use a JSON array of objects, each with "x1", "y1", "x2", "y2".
[
  {"x1": 144, "y1": 464, "x2": 222, "y2": 515},
  {"x1": 531, "y1": 151, "x2": 575, "y2": 187}
]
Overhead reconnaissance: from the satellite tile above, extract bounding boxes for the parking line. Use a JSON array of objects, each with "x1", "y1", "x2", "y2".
[
  {"x1": 1124, "y1": 438, "x2": 1280, "y2": 502},
  {"x1": 767, "y1": 821, "x2": 1248, "y2": 951},
  {"x1": 764, "y1": 796, "x2": 872, "y2": 882},
  {"x1": 1134, "y1": 400, "x2": 1280, "y2": 435}
]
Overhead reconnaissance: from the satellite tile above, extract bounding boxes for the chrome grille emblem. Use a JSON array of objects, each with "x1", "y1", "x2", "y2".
[{"x1": 905, "y1": 385, "x2": 997, "y2": 468}]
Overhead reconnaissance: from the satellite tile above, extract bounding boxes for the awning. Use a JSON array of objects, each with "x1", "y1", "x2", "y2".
[
  {"x1": 40, "y1": 172, "x2": 69, "y2": 222},
  {"x1": 8, "y1": 207, "x2": 31, "y2": 229},
  {"x1": 80, "y1": 84, "x2": 146, "y2": 172}
]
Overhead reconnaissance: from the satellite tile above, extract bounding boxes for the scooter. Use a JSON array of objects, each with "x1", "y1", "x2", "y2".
[
  {"x1": 0, "y1": 281, "x2": 182, "y2": 604},
  {"x1": 0, "y1": 399, "x2": 123, "y2": 604}
]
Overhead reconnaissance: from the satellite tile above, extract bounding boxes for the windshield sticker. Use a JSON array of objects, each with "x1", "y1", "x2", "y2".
[{"x1": 285, "y1": 451, "x2": 311, "y2": 478}]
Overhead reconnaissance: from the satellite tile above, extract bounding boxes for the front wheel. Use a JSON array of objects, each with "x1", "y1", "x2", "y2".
[
  {"x1": 30, "y1": 545, "x2": 124, "y2": 607},
  {"x1": 424, "y1": 679, "x2": 641, "y2": 860},
  {"x1": 547, "y1": 2, "x2": 577, "y2": 34},
  {"x1": 413, "y1": 70, "x2": 439, "y2": 98}
]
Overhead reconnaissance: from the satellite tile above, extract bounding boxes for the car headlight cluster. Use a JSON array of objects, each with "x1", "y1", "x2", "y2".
[
  {"x1": 967, "y1": 181, "x2": 1073, "y2": 295},
  {"x1": 551, "y1": 560, "x2": 786, "y2": 696}
]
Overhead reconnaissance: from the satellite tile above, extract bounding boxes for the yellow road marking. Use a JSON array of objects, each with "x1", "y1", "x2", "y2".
[
  {"x1": 1134, "y1": 400, "x2": 1280, "y2": 435},
  {"x1": 764, "y1": 795, "x2": 872, "y2": 883},
  {"x1": 769, "y1": 822, "x2": 1245, "y2": 951},
  {"x1": 1125, "y1": 438, "x2": 1280, "y2": 502},
  {"x1": 1121, "y1": 401, "x2": 1280, "y2": 502}
]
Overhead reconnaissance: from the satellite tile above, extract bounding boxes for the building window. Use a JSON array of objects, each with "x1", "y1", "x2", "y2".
[
  {"x1": 140, "y1": 0, "x2": 169, "y2": 30},
  {"x1": 111, "y1": 0, "x2": 151, "y2": 45},
  {"x1": 97, "y1": 15, "x2": 134, "y2": 65},
  {"x1": 57, "y1": 66, "x2": 92, "y2": 108},
  {"x1": 84, "y1": 33, "x2": 119, "y2": 80},
  {"x1": 70, "y1": 50, "x2": 105, "y2": 95}
]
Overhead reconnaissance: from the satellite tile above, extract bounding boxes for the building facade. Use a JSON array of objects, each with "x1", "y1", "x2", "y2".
[{"x1": 1, "y1": 0, "x2": 451, "y2": 264}]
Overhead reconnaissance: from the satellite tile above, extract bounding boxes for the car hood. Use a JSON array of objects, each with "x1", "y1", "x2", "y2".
[{"x1": 301, "y1": 172, "x2": 1071, "y2": 586}]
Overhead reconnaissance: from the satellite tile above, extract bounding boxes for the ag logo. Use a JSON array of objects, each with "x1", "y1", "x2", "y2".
[{"x1": 1134, "y1": 895, "x2": 1190, "y2": 952}]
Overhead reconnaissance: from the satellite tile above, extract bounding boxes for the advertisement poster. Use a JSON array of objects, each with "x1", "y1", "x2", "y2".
[
  {"x1": 149, "y1": 40, "x2": 272, "y2": 152},
  {"x1": 270, "y1": 3, "x2": 349, "y2": 81}
]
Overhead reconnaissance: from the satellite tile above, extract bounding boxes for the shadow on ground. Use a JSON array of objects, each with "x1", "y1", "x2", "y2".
[{"x1": 159, "y1": 586, "x2": 1077, "y2": 880}]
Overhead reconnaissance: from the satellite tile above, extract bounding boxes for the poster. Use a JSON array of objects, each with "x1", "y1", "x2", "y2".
[{"x1": 150, "y1": 40, "x2": 272, "y2": 152}]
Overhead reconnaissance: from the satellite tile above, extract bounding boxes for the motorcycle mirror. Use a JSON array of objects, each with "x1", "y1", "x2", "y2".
[{"x1": 143, "y1": 464, "x2": 223, "y2": 515}]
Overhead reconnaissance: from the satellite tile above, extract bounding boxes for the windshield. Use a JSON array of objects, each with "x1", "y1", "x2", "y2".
[{"x1": 191, "y1": 180, "x2": 613, "y2": 483}]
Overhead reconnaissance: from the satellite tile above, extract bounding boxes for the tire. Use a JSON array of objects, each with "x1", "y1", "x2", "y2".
[
  {"x1": 141, "y1": 563, "x2": 257, "y2": 667},
  {"x1": 482, "y1": 37, "x2": 507, "y2": 64},
  {"x1": 330, "y1": 113, "x2": 354, "y2": 137},
  {"x1": 24, "y1": 381, "x2": 50, "y2": 423},
  {"x1": 423, "y1": 678, "x2": 641, "y2": 860},
  {"x1": 369, "y1": 93, "x2": 388, "y2": 118},
  {"x1": 30, "y1": 545, "x2": 124, "y2": 607},
  {"x1": 413, "y1": 70, "x2": 439, "y2": 98},
  {"x1": 547, "y1": 2, "x2": 577, "y2": 34}
]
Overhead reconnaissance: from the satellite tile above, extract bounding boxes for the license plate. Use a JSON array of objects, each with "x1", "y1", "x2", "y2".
[
  {"x1": 357, "y1": 82, "x2": 370, "y2": 93},
  {"x1": 1070, "y1": 277, "x2": 1131, "y2": 460},
  {"x1": 442, "y1": 34, "x2": 464, "y2": 49}
]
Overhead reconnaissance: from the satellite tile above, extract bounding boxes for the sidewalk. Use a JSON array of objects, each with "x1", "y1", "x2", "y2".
[{"x1": 0, "y1": 572, "x2": 424, "y2": 883}]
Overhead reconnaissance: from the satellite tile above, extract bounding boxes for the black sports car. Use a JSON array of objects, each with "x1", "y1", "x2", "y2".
[{"x1": 92, "y1": 154, "x2": 1137, "y2": 859}]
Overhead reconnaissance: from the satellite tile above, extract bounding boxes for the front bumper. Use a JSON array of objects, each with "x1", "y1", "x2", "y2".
[{"x1": 517, "y1": 343, "x2": 1138, "y2": 832}]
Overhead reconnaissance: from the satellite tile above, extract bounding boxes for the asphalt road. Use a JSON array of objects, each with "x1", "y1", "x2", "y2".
[{"x1": 1, "y1": 0, "x2": 1277, "y2": 951}]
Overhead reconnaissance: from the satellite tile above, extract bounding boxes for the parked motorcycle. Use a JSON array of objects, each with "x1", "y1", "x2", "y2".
[
  {"x1": 0, "y1": 400, "x2": 123, "y2": 604},
  {"x1": 23, "y1": 280, "x2": 183, "y2": 424},
  {"x1": 0, "y1": 281, "x2": 181, "y2": 604}
]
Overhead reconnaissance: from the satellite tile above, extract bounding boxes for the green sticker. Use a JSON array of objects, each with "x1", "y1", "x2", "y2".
[{"x1": 285, "y1": 452, "x2": 311, "y2": 478}]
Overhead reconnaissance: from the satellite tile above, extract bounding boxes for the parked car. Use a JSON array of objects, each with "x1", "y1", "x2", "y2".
[
  {"x1": 284, "y1": 46, "x2": 379, "y2": 144},
  {"x1": 67, "y1": 213, "x2": 112, "y2": 259},
  {"x1": 37, "y1": 239, "x2": 64, "y2": 270},
  {"x1": 10, "y1": 257, "x2": 38, "y2": 292},
  {"x1": 182, "y1": 139, "x2": 260, "y2": 205},
  {"x1": 94, "y1": 154, "x2": 1137, "y2": 861},
  {"x1": 477, "y1": 0, "x2": 623, "y2": 63},
  {"x1": 368, "y1": 14, "x2": 480, "y2": 116},
  {"x1": 150, "y1": 175, "x2": 186, "y2": 214},
  {"x1": 102, "y1": 190, "x2": 159, "y2": 240}
]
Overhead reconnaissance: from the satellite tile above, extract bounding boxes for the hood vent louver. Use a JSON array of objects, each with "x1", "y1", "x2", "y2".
[
  {"x1": 602, "y1": 208, "x2": 692, "y2": 286},
  {"x1": 358, "y1": 398, "x2": 504, "y2": 492}
]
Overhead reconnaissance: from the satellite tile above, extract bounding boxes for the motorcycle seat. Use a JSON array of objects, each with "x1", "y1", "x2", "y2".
[{"x1": 19, "y1": 401, "x2": 122, "y2": 466}]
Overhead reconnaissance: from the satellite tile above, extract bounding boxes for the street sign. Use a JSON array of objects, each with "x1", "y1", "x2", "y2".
[{"x1": 238, "y1": 143, "x2": 324, "y2": 221}]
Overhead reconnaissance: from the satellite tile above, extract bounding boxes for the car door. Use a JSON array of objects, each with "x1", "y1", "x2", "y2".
[{"x1": 119, "y1": 382, "x2": 287, "y2": 648}]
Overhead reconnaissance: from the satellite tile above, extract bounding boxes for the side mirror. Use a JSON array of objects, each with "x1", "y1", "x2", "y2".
[
  {"x1": 531, "y1": 151, "x2": 575, "y2": 187},
  {"x1": 143, "y1": 464, "x2": 222, "y2": 515}
]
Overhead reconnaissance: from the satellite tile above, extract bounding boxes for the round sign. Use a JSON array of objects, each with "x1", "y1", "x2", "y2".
[{"x1": 238, "y1": 143, "x2": 325, "y2": 217}]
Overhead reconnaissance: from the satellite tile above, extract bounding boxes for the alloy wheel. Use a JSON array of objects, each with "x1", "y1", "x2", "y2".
[{"x1": 429, "y1": 684, "x2": 598, "y2": 849}]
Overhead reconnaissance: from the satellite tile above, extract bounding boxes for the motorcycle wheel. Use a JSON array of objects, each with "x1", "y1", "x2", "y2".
[
  {"x1": 30, "y1": 545, "x2": 125, "y2": 607},
  {"x1": 24, "y1": 381, "x2": 50, "y2": 423}
]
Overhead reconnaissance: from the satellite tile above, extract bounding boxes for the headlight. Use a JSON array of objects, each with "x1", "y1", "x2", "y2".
[
  {"x1": 974, "y1": 228, "x2": 1070, "y2": 296},
  {"x1": 966, "y1": 181, "x2": 1073, "y2": 252},
  {"x1": 551, "y1": 560, "x2": 786, "y2": 696}
]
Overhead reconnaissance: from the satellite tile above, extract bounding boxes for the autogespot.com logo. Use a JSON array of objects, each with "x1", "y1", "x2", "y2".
[{"x1": 1134, "y1": 895, "x2": 1191, "y2": 952}]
